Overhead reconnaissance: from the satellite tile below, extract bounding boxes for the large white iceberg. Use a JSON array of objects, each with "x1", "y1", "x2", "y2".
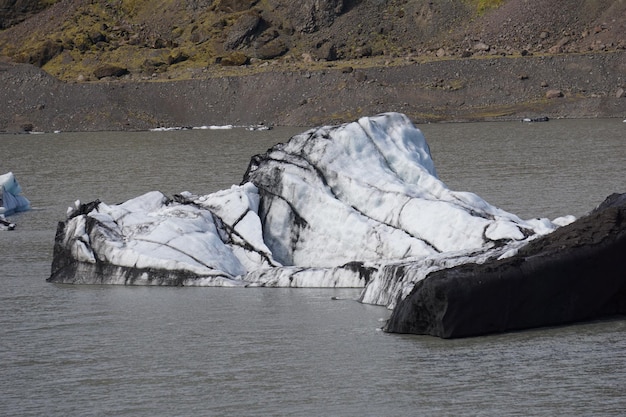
[
  {"x1": 1, "y1": 172, "x2": 31, "y2": 230},
  {"x1": 49, "y1": 113, "x2": 573, "y2": 308}
]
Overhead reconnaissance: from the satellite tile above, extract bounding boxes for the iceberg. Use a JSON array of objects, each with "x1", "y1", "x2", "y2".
[
  {"x1": 1, "y1": 172, "x2": 31, "y2": 230},
  {"x1": 51, "y1": 113, "x2": 626, "y2": 337},
  {"x1": 49, "y1": 113, "x2": 568, "y2": 299},
  {"x1": 385, "y1": 192, "x2": 626, "y2": 338}
]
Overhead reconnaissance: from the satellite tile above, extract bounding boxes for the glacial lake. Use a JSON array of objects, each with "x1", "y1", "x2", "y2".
[{"x1": 1, "y1": 119, "x2": 625, "y2": 416}]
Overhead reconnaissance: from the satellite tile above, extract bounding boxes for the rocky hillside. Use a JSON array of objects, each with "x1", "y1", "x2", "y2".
[
  {"x1": 1, "y1": 0, "x2": 625, "y2": 132},
  {"x1": 1, "y1": 0, "x2": 625, "y2": 81}
]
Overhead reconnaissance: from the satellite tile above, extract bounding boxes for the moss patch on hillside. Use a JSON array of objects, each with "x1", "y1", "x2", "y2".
[
  {"x1": 1, "y1": 0, "x2": 233, "y2": 80},
  {"x1": 472, "y1": 0, "x2": 505, "y2": 14}
]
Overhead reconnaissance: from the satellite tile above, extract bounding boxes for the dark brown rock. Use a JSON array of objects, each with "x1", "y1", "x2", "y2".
[
  {"x1": 89, "y1": 31, "x2": 107, "y2": 44},
  {"x1": 219, "y1": 51, "x2": 248, "y2": 66},
  {"x1": 27, "y1": 39, "x2": 63, "y2": 67},
  {"x1": 215, "y1": 0, "x2": 259, "y2": 13},
  {"x1": 224, "y1": 13, "x2": 262, "y2": 50},
  {"x1": 546, "y1": 89, "x2": 563, "y2": 99},
  {"x1": 354, "y1": 45, "x2": 372, "y2": 58},
  {"x1": 315, "y1": 42, "x2": 337, "y2": 61},
  {"x1": 142, "y1": 58, "x2": 167, "y2": 74},
  {"x1": 20, "y1": 122, "x2": 33, "y2": 132},
  {"x1": 353, "y1": 71, "x2": 367, "y2": 82},
  {"x1": 93, "y1": 64, "x2": 129, "y2": 79},
  {"x1": 255, "y1": 37, "x2": 287, "y2": 60},
  {"x1": 167, "y1": 51, "x2": 189, "y2": 65}
]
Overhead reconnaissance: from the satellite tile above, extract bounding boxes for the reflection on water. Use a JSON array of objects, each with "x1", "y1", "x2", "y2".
[{"x1": 1, "y1": 120, "x2": 625, "y2": 416}]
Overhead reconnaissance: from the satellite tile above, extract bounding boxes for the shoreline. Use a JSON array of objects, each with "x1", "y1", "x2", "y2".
[
  {"x1": 2, "y1": 115, "x2": 625, "y2": 136},
  {"x1": 1, "y1": 52, "x2": 625, "y2": 133}
]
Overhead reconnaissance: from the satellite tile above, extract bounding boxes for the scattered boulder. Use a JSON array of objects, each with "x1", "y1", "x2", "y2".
[
  {"x1": 27, "y1": 40, "x2": 63, "y2": 67},
  {"x1": 252, "y1": 28, "x2": 279, "y2": 48},
  {"x1": 224, "y1": 13, "x2": 262, "y2": 50},
  {"x1": 353, "y1": 71, "x2": 367, "y2": 82},
  {"x1": 616, "y1": 87, "x2": 625, "y2": 98},
  {"x1": 473, "y1": 42, "x2": 490, "y2": 52},
  {"x1": 142, "y1": 58, "x2": 167, "y2": 74},
  {"x1": 215, "y1": 0, "x2": 259, "y2": 13},
  {"x1": 255, "y1": 37, "x2": 288, "y2": 59},
  {"x1": 549, "y1": 36, "x2": 571, "y2": 54},
  {"x1": 93, "y1": 64, "x2": 129, "y2": 79},
  {"x1": 315, "y1": 42, "x2": 337, "y2": 61},
  {"x1": 546, "y1": 89, "x2": 563, "y2": 99},
  {"x1": 167, "y1": 51, "x2": 189, "y2": 65},
  {"x1": 219, "y1": 51, "x2": 249, "y2": 66},
  {"x1": 20, "y1": 122, "x2": 34, "y2": 132},
  {"x1": 152, "y1": 38, "x2": 168, "y2": 49},
  {"x1": 89, "y1": 31, "x2": 107, "y2": 44},
  {"x1": 354, "y1": 45, "x2": 372, "y2": 58}
]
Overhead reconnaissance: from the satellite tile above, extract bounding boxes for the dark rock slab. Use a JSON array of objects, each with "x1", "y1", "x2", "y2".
[
  {"x1": 384, "y1": 193, "x2": 626, "y2": 338},
  {"x1": 93, "y1": 64, "x2": 129, "y2": 79},
  {"x1": 255, "y1": 37, "x2": 288, "y2": 59},
  {"x1": 224, "y1": 13, "x2": 262, "y2": 50}
]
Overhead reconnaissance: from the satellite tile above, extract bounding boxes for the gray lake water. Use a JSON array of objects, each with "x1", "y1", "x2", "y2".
[{"x1": 1, "y1": 119, "x2": 625, "y2": 416}]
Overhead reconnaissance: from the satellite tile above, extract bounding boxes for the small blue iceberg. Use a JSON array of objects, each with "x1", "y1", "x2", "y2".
[{"x1": 1, "y1": 172, "x2": 31, "y2": 230}]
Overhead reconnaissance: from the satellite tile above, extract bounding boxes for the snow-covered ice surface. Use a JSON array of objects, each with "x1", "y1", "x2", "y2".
[
  {"x1": 1, "y1": 172, "x2": 31, "y2": 230},
  {"x1": 52, "y1": 113, "x2": 574, "y2": 308}
]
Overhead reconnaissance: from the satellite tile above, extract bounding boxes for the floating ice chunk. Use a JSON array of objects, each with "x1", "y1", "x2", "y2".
[
  {"x1": 0, "y1": 215, "x2": 16, "y2": 231},
  {"x1": 0, "y1": 172, "x2": 31, "y2": 218},
  {"x1": 192, "y1": 125, "x2": 233, "y2": 130},
  {"x1": 50, "y1": 113, "x2": 571, "y2": 308}
]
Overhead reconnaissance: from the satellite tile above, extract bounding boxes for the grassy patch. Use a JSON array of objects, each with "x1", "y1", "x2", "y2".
[{"x1": 468, "y1": 0, "x2": 505, "y2": 14}]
